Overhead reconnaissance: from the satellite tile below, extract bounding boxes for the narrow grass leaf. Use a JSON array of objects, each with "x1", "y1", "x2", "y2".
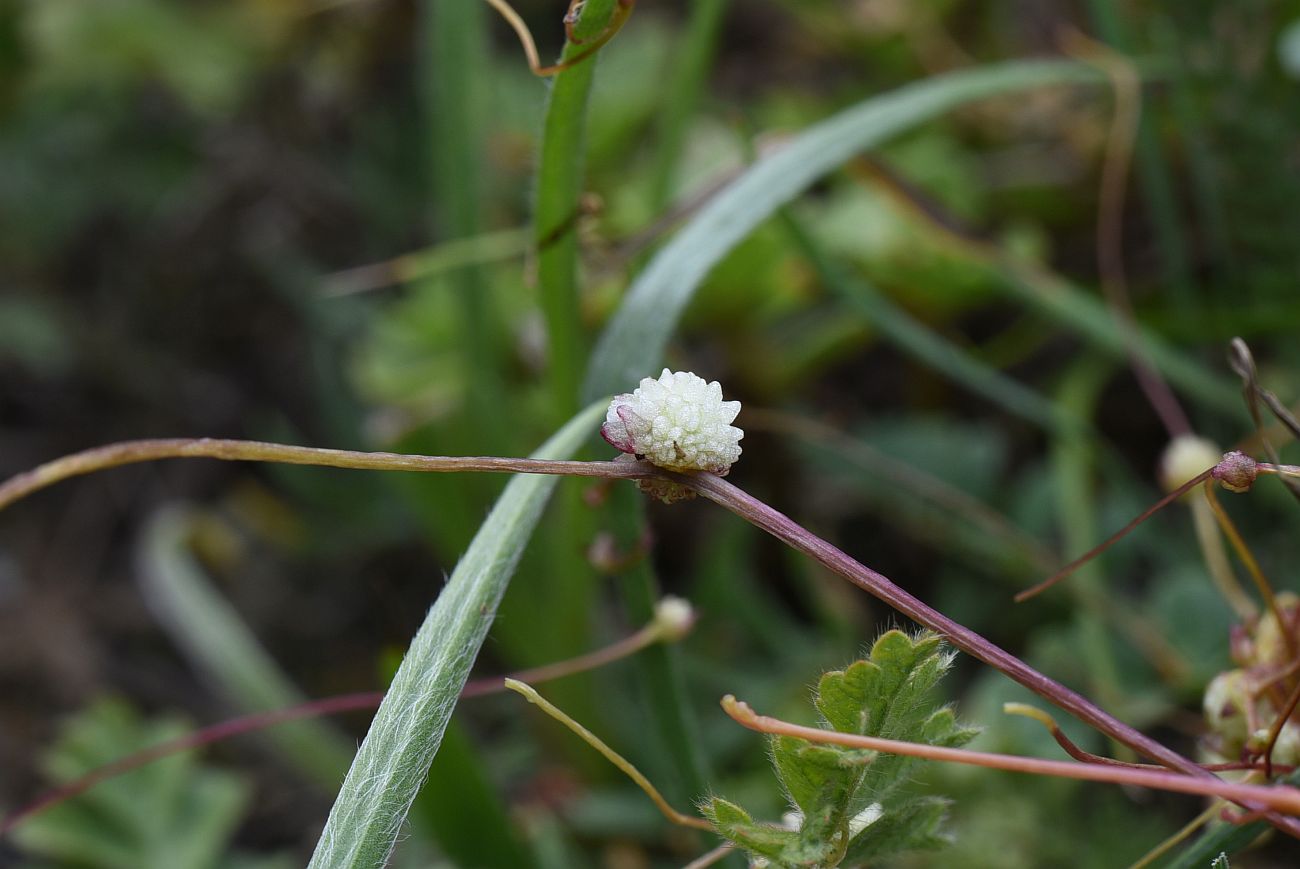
[
  {"x1": 583, "y1": 59, "x2": 1102, "y2": 400},
  {"x1": 781, "y1": 211, "x2": 1079, "y2": 435},
  {"x1": 306, "y1": 401, "x2": 605, "y2": 869},
  {"x1": 536, "y1": 0, "x2": 624, "y2": 412}
]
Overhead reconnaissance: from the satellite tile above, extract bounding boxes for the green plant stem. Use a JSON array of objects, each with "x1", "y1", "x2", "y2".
[
  {"x1": 507, "y1": 680, "x2": 713, "y2": 830},
  {"x1": 607, "y1": 483, "x2": 710, "y2": 803},
  {"x1": 306, "y1": 402, "x2": 606, "y2": 869},
  {"x1": 1052, "y1": 358, "x2": 1130, "y2": 759},
  {"x1": 535, "y1": 0, "x2": 624, "y2": 414}
]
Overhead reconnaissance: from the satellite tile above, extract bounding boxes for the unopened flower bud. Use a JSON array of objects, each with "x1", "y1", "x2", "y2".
[
  {"x1": 1204, "y1": 670, "x2": 1251, "y2": 754},
  {"x1": 653, "y1": 595, "x2": 697, "y2": 641},
  {"x1": 1213, "y1": 451, "x2": 1258, "y2": 493},
  {"x1": 1158, "y1": 435, "x2": 1221, "y2": 495},
  {"x1": 1271, "y1": 724, "x2": 1300, "y2": 767},
  {"x1": 602, "y1": 369, "x2": 743, "y2": 475}
]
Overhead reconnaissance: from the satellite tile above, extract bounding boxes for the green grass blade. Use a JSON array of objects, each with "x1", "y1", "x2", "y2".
[
  {"x1": 1159, "y1": 772, "x2": 1300, "y2": 868},
  {"x1": 426, "y1": 0, "x2": 506, "y2": 449},
  {"x1": 536, "y1": 0, "x2": 625, "y2": 413},
  {"x1": 140, "y1": 506, "x2": 533, "y2": 868},
  {"x1": 781, "y1": 212, "x2": 1080, "y2": 435},
  {"x1": 582, "y1": 59, "x2": 1103, "y2": 401},
  {"x1": 306, "y1": 400, "x2": 606, "y2": 869},
  {"x1": 137, "y1": 507, "x2": 354, "y2": 787},
  {"x1": 1086, "y1": 0, "x2": 1195, "y2": 306},
  {"x1": 648, "y1": 0, "x2": 729, "y2": 209},
  {"x1": 994, "y1": 262, "x2": 1242, "y2": 414},
  {"x1": 1052, "y1": 358, "x2": 1129, "y2": 758}
]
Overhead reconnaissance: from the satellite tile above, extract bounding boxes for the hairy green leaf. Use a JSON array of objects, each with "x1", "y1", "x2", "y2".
[
  {"x1": 708, "y1": 631, "x2": 976, "y2": 868},
  {"x1": 307, "y1": 401, "x2": 606, "y2": 869}
]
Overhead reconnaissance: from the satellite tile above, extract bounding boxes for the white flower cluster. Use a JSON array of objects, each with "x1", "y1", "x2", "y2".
[{"x1": 602, "y1": 369, "x2": 743, "y2": 474}]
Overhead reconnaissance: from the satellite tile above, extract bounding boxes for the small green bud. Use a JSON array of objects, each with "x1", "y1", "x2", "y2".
[{"x1": 1203, "y1": 670, "x2": 1251, "y2": 754}]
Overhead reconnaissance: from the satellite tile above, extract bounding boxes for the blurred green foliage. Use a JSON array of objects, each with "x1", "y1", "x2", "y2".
[
  {"x1": 2, "y1": 0, "x2": 1300, "y2": 866},
  {"x1": 10, "y1": 698, "x2": 291, "y2": 869}
]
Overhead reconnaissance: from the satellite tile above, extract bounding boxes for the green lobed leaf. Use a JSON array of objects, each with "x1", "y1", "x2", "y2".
[
  {"x1": 709, "y1": 631, "x2": 977, "y2": 868},
  {"x1": 701, "y1": 798, "x2": 803, "y2": 863},
  {"x1": 582, "y1": 59, "x2": 1103, "y2": 401},
  {"x1": 772, "y1": 736, "x2": 876, "y2": 818},
  {"x1": 840, "y1": 795, "x2": 952, "y2": 864}
]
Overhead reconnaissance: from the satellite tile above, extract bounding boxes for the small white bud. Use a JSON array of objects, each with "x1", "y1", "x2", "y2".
[
  {"x1": 1158, "y1": 435, "x2": 1221, "y2": 494},
  {"x1": 602, "y1": 369, "x2": 743, "y2": 474},
  {"x1": 653, "y1": 595, "x2": 697, "y2": 641}
]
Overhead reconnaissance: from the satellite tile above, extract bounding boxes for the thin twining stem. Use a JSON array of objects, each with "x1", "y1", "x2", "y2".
[
  {"x1": 722, "y1": 696, "x2": 1300, "y2": 816},
  {"x1": 1064, "y1": 30, "x2": 1191, "y2": 439},
  {"x1": 1262, "y1": 679, "x2": 1300, "y2": 780},
  {"x1": 1014, "y1": 459, "x2": 1297, "y2": 606},
  {"x1": 506, "y1": 679, "x2": 713, "y2": 831},
  {"x1": 1003, "y1": 703, "x2": 1295, "y2": 776},
  {"x1": 1202, "y1": 482, "x2": 1296, "y2": 661},
  {"x1": 482, "y1": 0, "x2": 635, "y2": 77},
  {"x1": 1190, "y1": 491, "x2": 1258, "y2": 621},
  {"x1": 4, "y1": 438, "x2": 1294, "y2": 833},
  {"x1": 681, "y1": 471, "x2": 1300, "y2": 836},
  {"x1": 0, "y1": 438, "x2": 652, "y2": 512},
  {"x1": 1014, "y1": 467, "x2": 1215, "y2": 602},
  {"x1": 1229, "y1": 338, "x2": 1300, "y2": 504},
  {"x1": 2, "y1": 604, "x2": 690, "y2": 837}
]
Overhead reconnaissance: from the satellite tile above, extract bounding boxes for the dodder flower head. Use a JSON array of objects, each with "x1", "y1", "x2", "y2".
[{"x1": 602, "y1": 369, "x2": 743, "y2": 474}]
